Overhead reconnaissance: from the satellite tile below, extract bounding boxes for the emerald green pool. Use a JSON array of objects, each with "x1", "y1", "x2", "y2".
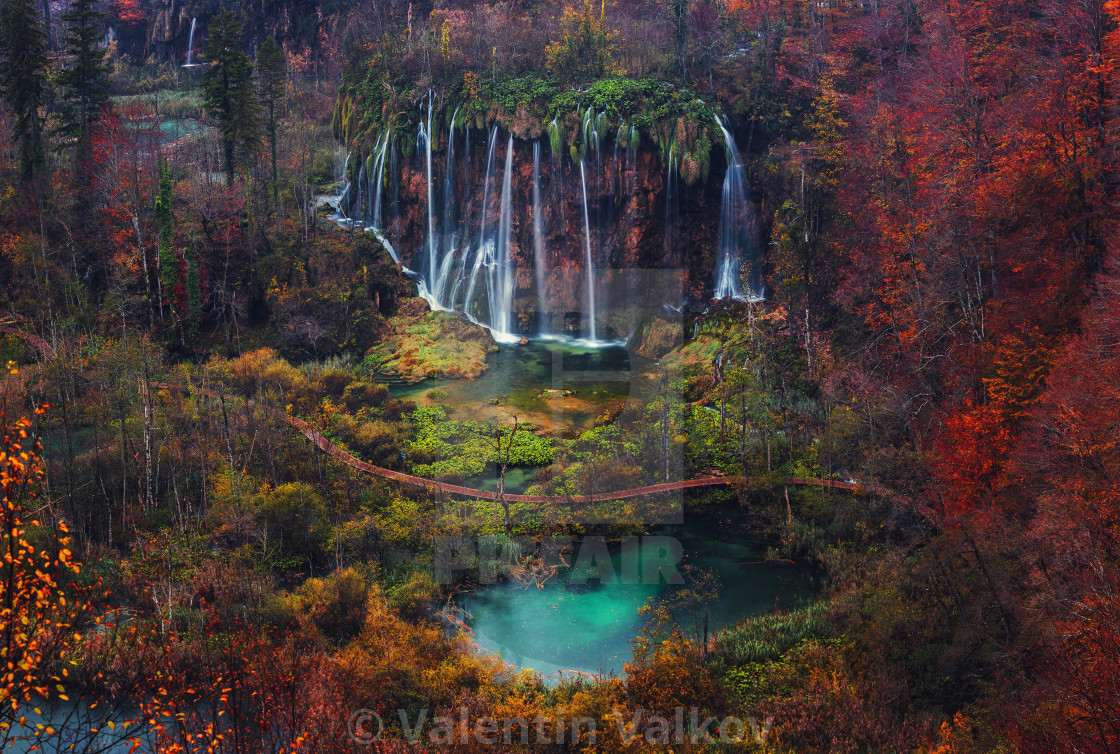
[{"x1": 458, "y1": 508, "x2": 818, "y2": 682}]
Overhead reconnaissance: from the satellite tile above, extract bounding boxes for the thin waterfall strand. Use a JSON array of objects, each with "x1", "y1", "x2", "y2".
[
  {"x1": 579, "y1": 159, "x2": 597, "y2": 343},
  {"x1": 184, "y1": 18, "x2": 196, "y2": 66},
  {"x1": 532, "y1": 142, "x2": 549, "y2": 336},
  {"x1": 714, "y1": 117, "x2": 759, "y2": 300}
]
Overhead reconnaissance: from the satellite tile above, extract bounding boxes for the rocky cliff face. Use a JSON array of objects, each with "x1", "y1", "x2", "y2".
[{"x1": 111, "y1": 0, "x2": 340, "y2": 63}]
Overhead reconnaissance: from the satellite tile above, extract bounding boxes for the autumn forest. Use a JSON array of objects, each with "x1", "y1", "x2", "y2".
[{"x1": 1, "y1": 0, "x2": 1119, "y2": 751}]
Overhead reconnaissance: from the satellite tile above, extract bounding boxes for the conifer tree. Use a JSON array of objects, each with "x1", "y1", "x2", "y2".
[
  {"x1": 57, "y1": 0, "x2": 110, "y2": 164},
  {"x1": 256, "y1": 36, "x2": 287, "y2": 205},
  {"x1": 0, "y1": 0, "x2": 49, "y2": 180},
  {"x1": 201, "y1": 10, "x2": 260, "y2": 186}
]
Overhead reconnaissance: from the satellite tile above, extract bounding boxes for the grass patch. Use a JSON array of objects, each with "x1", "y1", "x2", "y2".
[
  {"x1": 710, "y1": 599, "x2": 833, "y2": 669},
  {"x1": 111, "y1": 90, "x2": 204, "y2": 119}
]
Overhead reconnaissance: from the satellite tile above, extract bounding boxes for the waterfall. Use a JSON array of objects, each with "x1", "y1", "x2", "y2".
[
  {"x1": 355, "y1": 164, "x2": 364, "y2": 224},
  {"x1": 184, "y1": 17, "x2": 196, "y2": 66},
  {"x1": 494, "y1": 135, "x2": 515, "y2": 336},
  {"x1": 532, "y1": 142, "x2": 549, "y2": 335},
  {"x1": 664, "y1": 142, "x2": 678, "y2": 264},
  {"x1": 462, "y1": 126, "x2": 499, "y2": 317},
  {"x1": 337, "y1": 151, "x2": 352, "y2": 218},
  {"x1": 714, "y1": 117, "x2": 759, "y2": 300},
  {"x1": 370, "y1": 131, "x2": 390, "y2": 232},
  {"x1": 579, "y1": 159, "x2": 597, "y2": 343},
  {"x1": 331, "y1": 102, "x2": 756, "y2": 348},
  {"x1": 420, "y1": 93, "x2": 436, "y2": 285},
  {"x1": 442, "y1": 105, "x2": 460, "y2": 257},
  {"x1": 451, "y1": 129, "x2": 517, "y2": 343}
]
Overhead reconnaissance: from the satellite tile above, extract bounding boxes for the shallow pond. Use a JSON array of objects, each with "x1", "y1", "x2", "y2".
[
  {"x1": 387, "y1": 339, "x2": 652, "y2": 435},
  {"x1": 458, "y1": 507, "x2": 818, "y2": 682}
]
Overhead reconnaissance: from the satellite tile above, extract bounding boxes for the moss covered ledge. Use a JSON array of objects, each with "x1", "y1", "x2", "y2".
[{"x1": 362, "y1": 298, "x2": 498, "y2": 383}]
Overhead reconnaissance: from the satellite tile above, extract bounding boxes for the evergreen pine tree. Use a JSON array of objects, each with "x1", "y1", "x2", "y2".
[
  {"x1": 57, "y1": 0, "x2": 110, "y2": 164},
  {"x1": 201, "y1": 10, "x2": 261, "y2": 186},
  {"x1": 256, "y1": 36, "x2": 287, "y2": 205},
  {"x1": 0, "y1": 0, "x2": 49, "y2": 180}
]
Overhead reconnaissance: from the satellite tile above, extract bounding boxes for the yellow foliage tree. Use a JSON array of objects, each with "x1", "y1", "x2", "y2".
[{"x1": 546, "y1": 1, "x2": 616, "y2": 83}]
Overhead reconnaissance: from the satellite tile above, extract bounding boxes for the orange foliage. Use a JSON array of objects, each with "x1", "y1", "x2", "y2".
[
  {"x1": 0, "y1": 408, "x2": 87, "y2": 743},
  {"x1": 111, "y1": 0, "x2": 144, "y2": 24}
]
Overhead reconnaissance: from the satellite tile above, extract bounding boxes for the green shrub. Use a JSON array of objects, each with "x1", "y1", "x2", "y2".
[{"x1": 255, "y1": 482, "x2": 331, "y2": 561}]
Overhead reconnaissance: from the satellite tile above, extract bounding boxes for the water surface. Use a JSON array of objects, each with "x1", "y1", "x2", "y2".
[{"x1": 459, "y1": 508, "x2": 817, "y2": 681}]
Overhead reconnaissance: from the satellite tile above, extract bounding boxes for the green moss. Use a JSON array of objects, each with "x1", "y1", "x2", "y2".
[
  {"x1": 659, "y1": 335, "x2": 721, "y2": 377},
  {"x1": 338, "y1": 70, "x2": 721, "y2": 175},
  {"x1": 363, "y1": 300, "x2": 498, "y2": 383},
  {"x1": 407, "y1": 405, "x2": 553, "y2": 482},
  {"x1": 628, "y1": 310, "x2": 683, "y2": 360}
]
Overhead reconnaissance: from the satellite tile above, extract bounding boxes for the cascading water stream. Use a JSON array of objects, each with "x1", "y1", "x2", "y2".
[
  {"x1": 332, "y1": 102, "x2": 750, "y2": 347},
  {"x1": 493, "y1": 135, "x2": 516, "y2": 336},
  {"x1": 337, "y1": 151, "x2": 352, "y2": 216},
  {"x1": 579, "y1": 159, "x2": 597, "y2": 343},
  {"x1": 532, "y1": 142, "x2": 549, "y2": 336},
  {"x1": 420, "y1": 93, "x2": 437, "y2": 286},
  {"x1": 664, "y1": 142, "x2": 678, "y2": 264},
  {"x1": 462, "y1": 126, "x2": 499, "y2": 315},
  {"x1": 184, "y1": 18, "x2": 196, "y2": 66},
  {"x1": 355, "y1": 164, "x2": 363, "y2": 224},
  {"x1": 442, "y1": 105, "x2": 460, "y2": 256},
  {"x1": 370, "y1": 131, "x2": 389, "y2": 231},
  {"x1": 714, "y1": 117, "x2": 759, "y2": 300}
]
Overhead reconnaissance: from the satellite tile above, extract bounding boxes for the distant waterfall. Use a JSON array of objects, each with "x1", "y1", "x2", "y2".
[
  {"x1": 355, "y1": 163, "x2": 363, "y2": 228},
  {"x1": 714, "y1": 117, "x2": 759, "y2": 300},
  {"x1": 532, "y1": 142, "x2": 549, "y2": 335},
  {"x1": 184, "y1": 18, "x2": 196, "y2": 66},
  {"x1": 578, "y1": 108, "x2": 600, "y2": 343}
]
